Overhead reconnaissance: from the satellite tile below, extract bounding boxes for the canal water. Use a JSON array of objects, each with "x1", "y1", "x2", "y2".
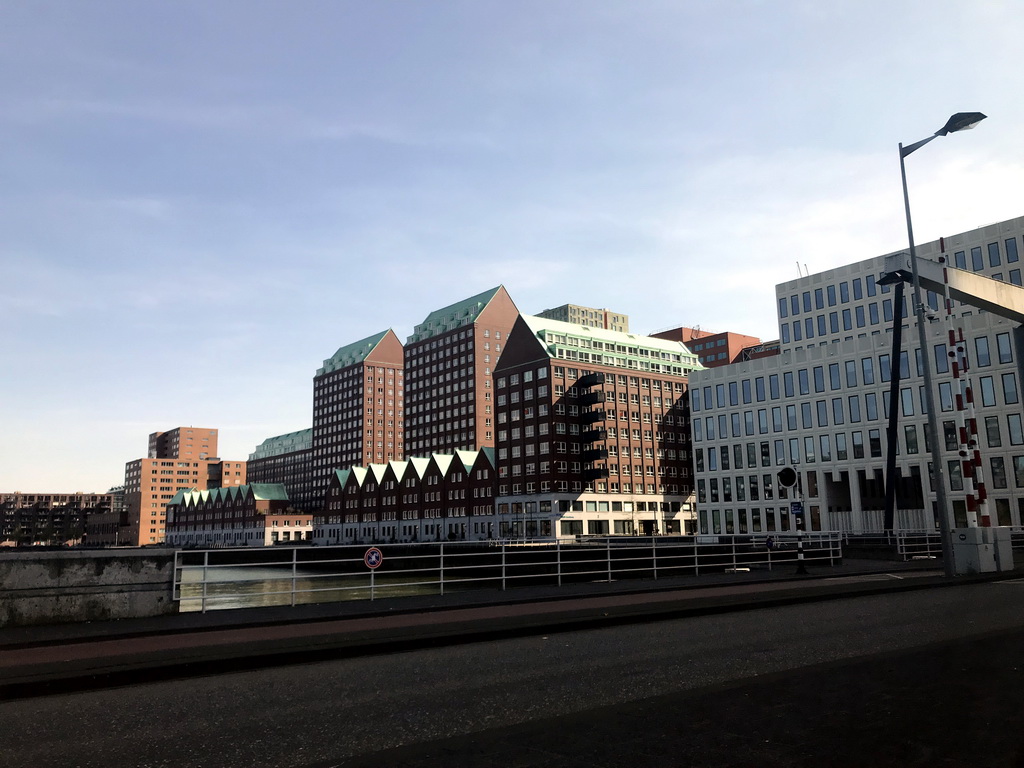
[{"x1": 175, "y1": 565, "x2": 452, "y2": 612}]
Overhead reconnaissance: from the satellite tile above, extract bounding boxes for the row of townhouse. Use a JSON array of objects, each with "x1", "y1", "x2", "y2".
[
  {"x1": 165, "y1": 483, "x2": 313, "y2": 548},
  {"x1": 316, "y1": 449, "x2": 497, "y2": 543}
]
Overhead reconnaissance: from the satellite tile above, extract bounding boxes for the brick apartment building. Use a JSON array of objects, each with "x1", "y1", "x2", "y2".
[
  {"x1": 123, "y1": 427, "x2": 247, "y2": 545},
  {"x1": 403, "y1": 286, "x2": 520, "y2": 457},
  {"x1": 491, "y1": 315, "x2": 702, "y2": 537},
  {"x1": 310, "y1": 329, "x2": 405, "y2": 502}
]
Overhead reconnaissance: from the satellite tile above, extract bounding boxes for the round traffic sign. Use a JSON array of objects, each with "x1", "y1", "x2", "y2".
[{"x1": 364, "y1": 547, "x2": 384, "y2": 569}]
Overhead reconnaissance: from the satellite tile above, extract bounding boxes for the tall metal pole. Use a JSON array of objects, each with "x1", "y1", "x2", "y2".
[
  {"x1": 882, "y1": 280, "x2": 906, "y2": 532},
  {"x1": 899, "y1": 143, "x2": 955, "y2": 577}
]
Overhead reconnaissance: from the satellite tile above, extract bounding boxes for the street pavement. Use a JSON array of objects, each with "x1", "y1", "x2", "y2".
[
  {"x1": 0, "y1": 557, "x2": 1006, "y2": 701},
  {"x1": 335, "y1": 624, "x2": 1024, "y2": 768},
  {"x1": 1, "y1": 571, "x2": 1022, "y2": 768}
]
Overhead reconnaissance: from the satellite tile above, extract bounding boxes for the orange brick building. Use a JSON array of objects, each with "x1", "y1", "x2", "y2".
[{"x1": 123, "y1": 427, "x2": 247, "y2": 545}]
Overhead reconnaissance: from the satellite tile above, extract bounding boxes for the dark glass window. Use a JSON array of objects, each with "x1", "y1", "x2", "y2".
[
  {"x1": 814, "y1": 288, "x2": 824, "y2": 309},
  {"x1": 997, "y1": 333, "x2": 1012, "y2": 364},
  {"x1": 827, "y1": 285, "x2": 836, "y2": 306},
  {"x1": 971, "y1": 247, "x2": 984, "y2": 271},
  {"x1": 861, "y1": 357, "x2": 875, "y2": 385},
  {"x1": 845, "y1": 360, "x2": 857, "y2": 387},
  {"x1": 778, "y1": 297, "x2": 788, "y2": 318},
  {"x1": 847, "y1": 396, "x2": 860, "y2": 423},
  {"x1": 975, "y1": 336, "x2": 991, "y2": 367},
  {"x1": 988, "y1": 242, "x2": 1001, "y2": 267},
  {"x1": 853, "y1": 278, "x2": 863, "y2": 300},
  {"x1": 840, "y1": 282, "x2": 850, "y2": 303},
  {"x1": 954, "y1": 250, "x2": 967, "y2": 269},
  {"x1": 1007, "y1": 237, "x2": 1019, "y2": 263}
]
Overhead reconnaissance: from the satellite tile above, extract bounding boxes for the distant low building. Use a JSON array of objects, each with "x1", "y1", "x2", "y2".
[
  {"x1": 651, "y1": 327, "x2": 767, "y2": 368},
  {"x1": 536, "y1": 303, "x2": 630, "y2": 333},
  {"x1": 1, "y1": 492, "x2": 114, "y2": 547}
]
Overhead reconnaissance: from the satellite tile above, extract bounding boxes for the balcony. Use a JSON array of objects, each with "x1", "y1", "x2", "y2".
[
  {"x1": 583, "y1": 448, "x2": 609, "y2": 463},
  {"x1": 583, "y1": 467, "x2": 610, "y2": 481},
  {"x1": 582, "y1": 428, "x2": 607, "y2": 443},
  {"x1": 577, "y1": 372, "x2": 605, "y2": 388},
  {"x1": 578, "y1": 391, "x2": 602, "y2": 406},
  {"x1": 580, "y1": 409, "x2": 606, "y2": 425}
]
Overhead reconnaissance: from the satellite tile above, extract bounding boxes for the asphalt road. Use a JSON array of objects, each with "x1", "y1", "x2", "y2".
[{"x1": 3, "y1": 580, "x2": 1023, "y2": 768}]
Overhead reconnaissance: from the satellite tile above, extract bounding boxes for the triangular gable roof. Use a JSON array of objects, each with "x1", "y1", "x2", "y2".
[
  {"x1": 478, "y1": 446, "x2": 496, "y2": 468},
  {"x1": 348, "y1": 466, "x2": 368, "y2": 486},
  {"x1": 406, "y1": 457, "x2": 431, "y2": 479},
  {"x1": 367, "y1": 463, "x2": 389, "y2": 484},
  {"x1": 408, "y1": 286, "x2": 506, "y2": 343},
  {"x1": 430, "y1": 453, "x2": 455, "y2": 476},
  {"x1": 317, "y1": 329, "x2": 392, "y2": 376},
  {"x1": 453, "y1": 449, "x2": 478, "y2": 473},
  {"x1": 330, "y1": 468, "x2": 352, "y2": 489},
  {"x1": 386, "y1": 460, "x2": 410, "y2": 483}
]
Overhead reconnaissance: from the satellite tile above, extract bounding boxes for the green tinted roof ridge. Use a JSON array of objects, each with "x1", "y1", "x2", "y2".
[
  {"x1": 318, "y1": 329, "x2": 392, "y2": 376},
  {"x1": 408, "y1": 286, "x2": 502, "y2": 341}
]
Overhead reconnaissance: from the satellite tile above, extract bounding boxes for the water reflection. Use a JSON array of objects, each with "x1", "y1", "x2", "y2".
[{"x1": 176, "y1": 565, "x2": 451, "y2": 612}]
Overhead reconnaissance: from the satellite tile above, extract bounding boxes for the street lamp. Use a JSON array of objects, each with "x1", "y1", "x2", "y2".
[{"x1": 899, "y1": 111, "x2": 986, "y2": 578}]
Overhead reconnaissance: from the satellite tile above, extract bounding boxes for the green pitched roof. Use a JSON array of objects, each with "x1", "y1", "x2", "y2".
[
  {"x1": 250, "y1": 428, "x2": 313, "y2": 460},
  {"x1": 171, "y1": 483, "x2": 290, "y2": 507},
  {"x1": 248, "y1": 483, "x2": 290, "y2": 501},
  {"x1": 407, "y1": 286, "x2": 502, "y2": 342},
  {"x1": 318, "y1": 330, "x2": 391, "y2": 376}
]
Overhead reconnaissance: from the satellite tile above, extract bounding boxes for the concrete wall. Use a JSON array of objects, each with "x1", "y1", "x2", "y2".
[{"x1": 0, "y1": 549, "x2": 177, "y2": 627}]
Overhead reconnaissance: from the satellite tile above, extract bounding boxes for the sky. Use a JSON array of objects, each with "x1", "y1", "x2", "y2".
[{"x1": 2, "y1": 0, "x2": 1024, "y2": 492}]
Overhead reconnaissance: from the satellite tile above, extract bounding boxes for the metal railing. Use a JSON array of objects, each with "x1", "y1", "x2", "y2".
[{"x1": 173, "y1": 533, "x2": 843, "y2": 613}]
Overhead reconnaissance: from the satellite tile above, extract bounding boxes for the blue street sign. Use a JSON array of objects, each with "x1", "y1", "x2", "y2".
[{"x1": 790, "y1": 501, "x2": 804, "y2": 516}]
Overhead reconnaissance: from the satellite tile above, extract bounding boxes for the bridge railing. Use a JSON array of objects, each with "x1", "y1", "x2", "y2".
[{"x1": 173, "y1": 533, "x2": 843, "y2": 613}]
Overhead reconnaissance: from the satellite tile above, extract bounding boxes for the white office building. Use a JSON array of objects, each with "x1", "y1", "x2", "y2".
[{"x1": 689, "y1": 215, "x2": 1024, "y2": 536}]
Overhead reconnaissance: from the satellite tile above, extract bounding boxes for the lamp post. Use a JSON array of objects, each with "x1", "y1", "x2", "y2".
[{"x1": 898, "y1": 112, "x2": 986, "y2": 578}]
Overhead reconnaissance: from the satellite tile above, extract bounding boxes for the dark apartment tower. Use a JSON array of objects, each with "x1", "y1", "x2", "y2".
[
  {"x1": 311, "y1": 329, "x2": 405, "y2": 504},
  {"x1": 403, "y1": 286, "x2": 520, "y2": 457}
]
